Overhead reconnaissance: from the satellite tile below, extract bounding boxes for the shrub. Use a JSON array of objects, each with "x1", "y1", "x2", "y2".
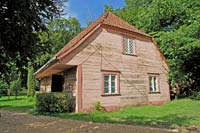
[
  {"x1": 36, "y1": 92, "x2": 72, "y2": 114},
  {"x1": 18, "y1": 87, "x2": 28, "y2": 96},
  {"x1": 190, "y1": 91, "x2": 200, "y2": 100},
  {"x1": 94, "y1": 101, "x2": 105, "y2": 112},
  {"x1": 0, "y1": 80, "x2": 8, "y2": 97},
  {"x1": 10, "y1": 72, "x2": 21, "y2": 99}
]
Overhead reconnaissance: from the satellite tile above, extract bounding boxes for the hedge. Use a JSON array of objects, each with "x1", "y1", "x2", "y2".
[{"x1": 36, "y1": 92, "x2": 73, "y2": 114}]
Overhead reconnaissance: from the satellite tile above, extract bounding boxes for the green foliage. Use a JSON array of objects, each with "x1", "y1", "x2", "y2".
[
  {"x1": 94, "y1": 101, "x2": 105, "y2": 112},
  {"x1": 0, "y1": 80, "x2": 8, "y2": 97},
  {"x1": 0, "y1": 0, "x2": 66, "y2": 82},
  {"x1": 35, "y1": 18, "x2": 82, "y2": 67},
  {"x1": 0, "y1": 80, "x2": 8, "y2": 90},
  {"x1": 27, "y1": 64, "x2": 36, "y2": 97},
  {"x1": 190, "y1": 92, "x2": 200, "y2": 100},
  {"x1": 35, "y1": 92, "x2": 72, "y2": 114},
  {"x1": 10, "y1": 72, "x2": 21, "y2": 99}
]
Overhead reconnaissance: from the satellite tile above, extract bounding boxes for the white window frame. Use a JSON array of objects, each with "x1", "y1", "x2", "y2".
[
  {"x1": 123, "y1": 37, "x2": 135, "y2": 55},
  {"x1": 149, "y1": 75, "x2": 159, "y2": 92},
  {"x1": 103, "y1": 74, "x2": 118, "y2": 94}
]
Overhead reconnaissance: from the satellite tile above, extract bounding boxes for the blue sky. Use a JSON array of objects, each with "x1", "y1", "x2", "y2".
[{"x1": 64, "y1": 0, "x2": 125, "y2": 27}]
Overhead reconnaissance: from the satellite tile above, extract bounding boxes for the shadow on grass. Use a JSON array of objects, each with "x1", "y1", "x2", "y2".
[
  {"x1": 55, "y1": 113, "x2": 195, "y2": 128},
  {"x1": 0, "y1": 105, "x2": 34, "y2": 112},
  {"x1": 0, "y1": 97, "x2": 26, "y2": 102}
]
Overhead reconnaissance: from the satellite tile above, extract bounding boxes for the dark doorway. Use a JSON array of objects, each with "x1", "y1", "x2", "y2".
[{"x1": 51, "y1": 75, "x2": 63, "y2": 92}]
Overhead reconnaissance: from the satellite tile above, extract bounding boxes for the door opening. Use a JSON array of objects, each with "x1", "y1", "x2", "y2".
[{"x1": 51, "y1": 75, "x2": 63, "y2": 92}]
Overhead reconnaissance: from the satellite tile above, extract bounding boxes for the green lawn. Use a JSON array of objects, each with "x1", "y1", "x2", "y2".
[
  {"x1": 56, "y1": 99, "x2": 200, "y2": 128},
  {"x1": 0, "y1": 96, "x2": 200, "y2": 128},
  {"x1": 0, "y1": 95, "x2": 35, "y2": 112}
]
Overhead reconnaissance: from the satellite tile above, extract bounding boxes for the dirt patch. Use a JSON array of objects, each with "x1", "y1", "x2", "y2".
[{"x1": 0, "y1": 110, "x2": 193, "y2": 133}]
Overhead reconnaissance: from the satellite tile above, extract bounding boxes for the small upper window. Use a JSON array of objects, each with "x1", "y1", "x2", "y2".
[
  {"x1": 149, "y1": 74, "x2": 159, "y2": 93},
  {"x1": 123, "y1": 37, "x2": 135, "y2": 55}
]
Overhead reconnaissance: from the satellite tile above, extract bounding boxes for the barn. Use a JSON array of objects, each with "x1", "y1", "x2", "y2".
[{"x1": 35, "y1": 12, "x2": 170, "y2": 112}]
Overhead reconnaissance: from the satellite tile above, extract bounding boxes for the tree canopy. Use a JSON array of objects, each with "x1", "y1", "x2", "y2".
[
  {"x1": 35, "y1": 17, "x2": 82, "y2": 67},
  {"x1": 0, "y1": 0, "x2": 66, "y2": 81}
]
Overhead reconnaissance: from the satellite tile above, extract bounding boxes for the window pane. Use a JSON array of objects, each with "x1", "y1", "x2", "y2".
[
  {"x1": 103, "y1": 73, "x2": 119, "y2": 94},
  {"x1": 149, "y1": 77, "x2": 153, "y2": 92},
  {"x1": 154, "y1": 77, "x2": 158, "y2": 92},
  {"x1": 123, "y1": 37, "x2": 135, "y2": 55},
  {"x1": 104, "y1": 82, "x2": 109, "y2": 88},
  {"x1": 111, "y1": 86, "x2": 115, "y2": 93},
  {"x1": 149, "y1": 76, "x2": 158, "y2": 92},
  {"x1": 104, "y1": 87, "x2": 109, "y2": 93},
  {"x1": 128, "y1": 39, "x2": 133, "y2": 54},
  {"x1": 111, "y1": 75, "x2": 116, "y2": 81},
  {"x1": 104, "y1": 75, "x2": 109, "y2": 93},
  {"x1": 123, "y1": 38, "x2": 129, "y2": 54},
  {"x1": 104, "y1": 75, "x2": 109, "y2": 81},
  {"x1": 111, "y1": 75, "x2": 116, "y2": 93}
]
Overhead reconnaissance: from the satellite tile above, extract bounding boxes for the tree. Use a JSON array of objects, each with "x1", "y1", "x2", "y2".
[
  {"x1": 10, "y1": 72, "x2": 21, "y2": 99},
  {"x1": 27, "y1": 64, "x2": 35, "y2": 97},
  {"x1": 0, "y1": 0, "x2": 67, "y2": 82},
  {"x1": 35, "y1": 17, "x2": 82, "y2": 67}
]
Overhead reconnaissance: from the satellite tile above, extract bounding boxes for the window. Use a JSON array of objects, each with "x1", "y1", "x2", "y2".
[
  {"x1": 102, "y1": 72, "x2": 120, "y2": 95},
  {"x1": 123, "y1": 37, "x2": 135, "y2": 55},
  {"x1": 149, "y1": 74, "x2": 159, "y2": 93}
]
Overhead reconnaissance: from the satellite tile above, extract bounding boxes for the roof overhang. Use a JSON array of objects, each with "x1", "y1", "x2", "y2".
[{"x1": 35, "y1": 62, "x2": 75, "y2": 78}]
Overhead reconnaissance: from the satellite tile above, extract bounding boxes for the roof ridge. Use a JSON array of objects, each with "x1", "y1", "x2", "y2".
[
  {"x1": 56, "y1": 12, "x2": 151, "y2": 58},
  {"x1": 102, "y1": 12, "x2": 151, "y2": 37}
]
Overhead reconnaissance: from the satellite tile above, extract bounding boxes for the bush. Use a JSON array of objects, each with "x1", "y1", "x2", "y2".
[
  {"x1": 190, "y1": 91, "x2": 200, "y2": 100},
  {"x1": 10, "y1": 72, "x2": 21, "y2": 99},
  {"x1": 94, "y1": 101, "x2": 105, "y2": 112},
  {"x1": 18, "y1": 87, "x2": 27, "y2": 96},
  {"x1": 36, "y1": 92, "x2": 72, "y2": 114},
  {"x1": 0, "y1": 80, "x2": 8, "y2": 97}
]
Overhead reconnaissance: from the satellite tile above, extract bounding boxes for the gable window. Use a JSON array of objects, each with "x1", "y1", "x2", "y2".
[
  {"x1": 102, "y1": 72, "x2": 120, "y2": 95},
  {"x1": 148, "y1": 74, "x2": 159, "y2": 93},
  {"x1": 123, "y1": 37, "x2": 135, "y2": 55}
]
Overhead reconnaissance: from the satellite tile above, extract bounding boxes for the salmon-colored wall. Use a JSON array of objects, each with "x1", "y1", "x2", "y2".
[
  {"x1": 61, "y1": 27, "x2": 170, "y2": 112},
  {"x1": 40, "y1": 76, "x2": 52, "y2": 92},
  {"x1": 64, "y1": 67, "x2": 77, "y2": 96}
]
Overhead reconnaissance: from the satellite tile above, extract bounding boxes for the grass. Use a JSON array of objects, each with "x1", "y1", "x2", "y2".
[
  {"x1": 0, "y1": 95, "x2": 35, "y2": 112},
  {"x1": 0, "y1": 95, "x2": 200, "y2": 128},
  {"x1": 55, "y1": 99, "x2": 200, "y2": 128}
]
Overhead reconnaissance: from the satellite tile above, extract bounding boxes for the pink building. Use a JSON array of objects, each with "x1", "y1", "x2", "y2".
[{"x1": 35, "y1": 12, "x2": 170, "y2": 112}]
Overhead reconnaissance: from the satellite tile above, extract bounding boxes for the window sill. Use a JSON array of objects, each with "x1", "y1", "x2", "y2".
[
  {"x1": 122, "y1": 53, "x2": 137, "y2": 56},
  {"x1": 101, "y1": 93, "x2": 121, "y2": 97},
  {"x1": 149, "y1": 92, "x2": 160, "y2": 94}
]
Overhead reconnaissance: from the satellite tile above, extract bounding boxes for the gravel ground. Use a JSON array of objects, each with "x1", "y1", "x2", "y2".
[{"x1": 0, "y1": 110, "x2": 193, "y2": 133}]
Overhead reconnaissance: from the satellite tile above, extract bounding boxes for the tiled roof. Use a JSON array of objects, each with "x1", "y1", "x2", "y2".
[
  {"x1": 102, "y1": 12, "x2": 150, "y2": 37},
  {"x1": 56, "y1": 12, "x2": 150, "y2": 58}
]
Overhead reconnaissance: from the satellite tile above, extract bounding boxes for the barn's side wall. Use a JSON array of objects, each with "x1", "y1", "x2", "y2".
[
  {"x1": 64, "y1": 67, "x2": 77, "y2": 97},
  {"x1": 60, "y1": 27, "x2": 170, "y2": 112},
  {"x1": 40, "y1": 76, "x2": 52, "y2": 92}
]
